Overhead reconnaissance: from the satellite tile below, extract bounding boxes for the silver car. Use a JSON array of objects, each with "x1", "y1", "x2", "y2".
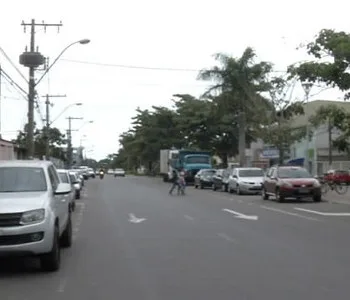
[
  {"x1": 228, "y1": 167, "x2": 264, "y2": 195},
  {"x1": 69, "y1": 172, "x2": 81, "y2": 199},
  {"x1": 0, "y1": 160, "x2": 72, "y2": 272},
  {"x1": 57, "y1": 169, "x2": 76, "y2": 212}
]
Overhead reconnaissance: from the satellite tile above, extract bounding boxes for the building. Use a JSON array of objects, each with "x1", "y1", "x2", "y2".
[
  {"x1": 0, "y1": 138, "x2": 16, "y2": 160},
  {"x1": 288, "y1": 100, "x2": 350, "y2": 175}
]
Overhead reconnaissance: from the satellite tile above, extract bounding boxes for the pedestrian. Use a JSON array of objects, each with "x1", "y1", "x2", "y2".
[
  {"x1": 177, "y1": 169, "x2": 186, "y2": 195},
  {"x1": 169, "y1": 169, "x2": 179, "y2": 195}
]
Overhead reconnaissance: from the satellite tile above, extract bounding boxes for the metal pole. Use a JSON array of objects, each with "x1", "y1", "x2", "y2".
[
  {"x1": 302, "y1": 83, "x2": 312, "y2": 172},
  {"x1": 45, "y1": 95, "x2": 50, "y2": 159},
  {"x1": 0, "y1": 64, "x2": 2, "y2": 137},
  {"x1": 27, "y1": 19, "x2": 36, "y2": 159}
]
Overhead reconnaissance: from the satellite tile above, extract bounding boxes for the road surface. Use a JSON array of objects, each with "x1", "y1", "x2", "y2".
[{"x1": 1, "y1": 175, "x2": 350, "y2": 300}]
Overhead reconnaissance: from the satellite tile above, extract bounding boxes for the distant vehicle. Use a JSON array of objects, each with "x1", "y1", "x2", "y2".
[
  {"x1": 0, "y1": 160, "x2": 72, "y2": 272},
  {"x1": 194, "y1": 169, "x2": 216, "y2": 189},
  {"x1": 87, "y1": 168, "x2": 95, "y2": 178},
  {"x1": 57, "y1": 169, "x2": 76, "y2": 211},
  {"x1": 160, "y1": 149, "x2": 212, "y2": 183},
  {"x1": 228, "y1": 167, "x2": 264, "y2": 195},
  {"x1": 114, "y1": 168, "x2": 125, "y2": 177},
  {"x1": 262, "y1": 165, "x2": 322, "y2": 202}
]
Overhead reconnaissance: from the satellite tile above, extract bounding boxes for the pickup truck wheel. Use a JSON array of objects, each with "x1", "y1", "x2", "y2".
[
  {"x1": 60, "y1": 216, "x2": 72, "y2": 248},
  {"x1": 212, "y1": 184, "x2": 217, "y2": 191},
  {"x1": 41, "y1": 225, "x2": 60, "y2": 272}
]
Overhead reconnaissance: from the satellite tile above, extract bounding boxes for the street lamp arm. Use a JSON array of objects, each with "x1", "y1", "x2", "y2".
[
  {"x1": 35, "y1": 39, "x2": 90, "y2": 87},
  {"x1": 50, "y1": 103, "x2": 82, "y2": 126}
]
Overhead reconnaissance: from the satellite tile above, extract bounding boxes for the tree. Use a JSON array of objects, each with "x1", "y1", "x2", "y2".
[
  {"x1": 198, "y1": 47, "x2": 273, "y2": 166},
  {"x1": 259, "y1": 78, "x2": 306, "y2": 164},
  {"x1": 289, "y1": 29, "x2": 350, "y2": 99},
  {"x1": 309, "y1": 104, "x2": 350, "y2": 159},
  {"x1": 14, "y1": 124, "x2": 67, "y2": 160}
]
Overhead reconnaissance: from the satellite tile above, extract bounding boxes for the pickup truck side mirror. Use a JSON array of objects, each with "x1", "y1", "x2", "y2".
[
  {"x1": 233, "y1": 175, "x2": 238, "y2": 178},
  {"x1": 270, "y1": 176, "x2": 277, "y2": 180}
]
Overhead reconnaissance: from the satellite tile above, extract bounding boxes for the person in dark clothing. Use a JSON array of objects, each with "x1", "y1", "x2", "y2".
[{"x1": 169, "y1": 169, "x2": 179, "y2": 195}]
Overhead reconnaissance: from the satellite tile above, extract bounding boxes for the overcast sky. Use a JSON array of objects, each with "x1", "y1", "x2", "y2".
[{"x1": 0, "y1": 0, "x2": 348, "y2": 161}]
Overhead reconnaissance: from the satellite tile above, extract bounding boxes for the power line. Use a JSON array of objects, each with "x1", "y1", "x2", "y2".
[
  {"x1": 0, "y1": 68, "x2": 27, "y2": 96},
  {"x1": 62, "y1": 58, "x2": 289, "y2": 74},
  {"x1": 0, "y1": 47, "x2": 28, "y2": 83}
]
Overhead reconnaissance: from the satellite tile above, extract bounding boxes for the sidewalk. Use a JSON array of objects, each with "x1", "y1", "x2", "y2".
[{"x1": 322, "y1": 190, "x2": 350, "y2": 205}]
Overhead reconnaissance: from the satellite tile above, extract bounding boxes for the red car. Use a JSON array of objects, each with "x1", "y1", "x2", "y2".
[
  {"x1": 324, "y1": 170, "x2": 350, "y2": 184},
  {"x1": 262, "y1": 166, "x2": 322, "y2": 202}
]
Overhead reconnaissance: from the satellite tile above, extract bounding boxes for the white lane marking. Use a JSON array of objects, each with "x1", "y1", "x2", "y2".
[
  {"x1": 222, "y1": 208, "x2": 258, "y2": 221},
  {"x1": 261, "y1": 205, "x2": 319, "y2": 221},
  {"x1": 217, "y1": 232, "x2": 236, "y2": 243},
  {"x1": 184, "y1": 215, "x2": 194, "y2": 221},
  {"x1": 294, "y1": 207, "x2": 350, "y2": 216},
  {"x1": 57, "y1": 278, "x2": 67, "y2": 292},
  {"x1": 128, "y1": 213, "x2": 147, "y2": 223}
]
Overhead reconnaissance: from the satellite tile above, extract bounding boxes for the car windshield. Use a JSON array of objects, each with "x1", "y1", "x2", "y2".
[
  {"x1": 58, "y1": 172, "x2": 70, "y2": 183},
  {"x1": 185, "y1": 156, "x2": 210, "y2": 164},
  {"x1": 0, "y1": 167, "x2": 47, "y2": 192},
  {"x1": 202, "y1": 170, "x2": 216, "y2": 176},
  {"x1": 278, "y1": 167, "x2": 311, "y2": 178},
  {"x1": 69, "y1": 174, "x2": 76, "y2": 183},
  {"x1": 239, "y1": 169, "x2": 264, "y2": 177}
]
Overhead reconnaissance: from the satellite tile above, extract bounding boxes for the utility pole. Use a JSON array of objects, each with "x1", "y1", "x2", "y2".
[
  {"x1": 20, "y1": 19, "x2": 62, "y2": 159},
  {"x1": 66, "y1": 116, "x2": 83, "y2": 168},
  {"x1": 302, "y1": 82, "x2": 312, "y2": 172},
  {"x1": 42, "y1": 94, "x2": 66, "y2": 159},
  {"x1": 238, "y1": 111, "x2": 246, "y2": 167},
  {"x1": 328, "y1": 117, "x2": 333, "y2": 168}
]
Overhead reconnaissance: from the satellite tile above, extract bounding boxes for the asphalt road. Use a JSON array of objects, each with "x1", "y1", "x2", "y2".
[{"x1": 1, "y1": 176, "x2": 350, "y2": 299}]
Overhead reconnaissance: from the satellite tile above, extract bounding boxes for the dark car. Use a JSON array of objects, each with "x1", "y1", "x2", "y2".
[
  {"x1": 194, "y1": 169, "x2": 216, "y2": 189},
  {"x1": 212, "y1": 169, "x2": 231, "y2": 192},
  {"x1": 262, "y1": 165, "x2": 321, "y2": 202}
]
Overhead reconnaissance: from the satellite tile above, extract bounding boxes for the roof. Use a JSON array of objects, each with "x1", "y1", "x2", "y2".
[
  {"x1": 57, "y1": 169, "x2": 69, "y2": 173},
  {"x1": 0, "y1": 160, "x2": 53, "y2": 168},
  {"x1": 292, "y1": 100, "x2": 350, "y2": 127}
]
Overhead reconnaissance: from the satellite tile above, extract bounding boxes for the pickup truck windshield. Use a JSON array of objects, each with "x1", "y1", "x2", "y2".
[{"x1": 0, "y1": 167, "x2": 47, "y2": 192}]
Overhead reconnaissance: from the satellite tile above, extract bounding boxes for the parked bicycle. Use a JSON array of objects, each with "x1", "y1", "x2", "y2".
[{"x1": 319, "y1": 177, "x2": 348, "y2": 195}]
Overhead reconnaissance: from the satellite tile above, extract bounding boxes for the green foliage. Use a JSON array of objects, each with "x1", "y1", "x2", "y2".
[
  {"x1": 289, "y1": 29, "x2": 350, "y2": 99},
  {"x1": 14, "y1": 123, "x2": 67, "y2": 161}
]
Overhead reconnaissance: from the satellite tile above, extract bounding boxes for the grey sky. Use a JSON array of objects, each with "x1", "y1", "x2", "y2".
[{"x1": 0, "y1": 0, "x2": 347, "y2": 160}]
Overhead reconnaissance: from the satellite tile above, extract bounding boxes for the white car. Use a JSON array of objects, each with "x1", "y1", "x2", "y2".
[
  {"x1": 69, "y1": 172, "x2": 81, "y2": 199},
  {"x1": 113, "y1": 168, "x2": 125, "y2": 177},
  {"x1": 228, "y1": 167, "x2": 264, "y2": 195},
  {"x1": 57, "y1": 169, "x2": 76, "y2": 211},
  {"x1": 0, "y1": 160, "x2": 72, "y2": 272}
]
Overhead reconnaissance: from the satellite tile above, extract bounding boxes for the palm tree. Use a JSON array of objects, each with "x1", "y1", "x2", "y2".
[{"x1": 198, "y1": 47, "x2": 272, "y2": 166}]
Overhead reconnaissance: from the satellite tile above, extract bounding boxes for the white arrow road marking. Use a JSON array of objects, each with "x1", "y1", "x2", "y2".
[
  {"x1": 261, "y1": 205, "x2": 319, "y2": 221},
  {"x1": 222, "y1": 208, "x2": 258, "y2": 221},
  {"x1": 294, "y1": 207, "x2": 350, "y2": 216},
  {"x1": 128, "y1": 213, "x2": 147, "y2": 223}
]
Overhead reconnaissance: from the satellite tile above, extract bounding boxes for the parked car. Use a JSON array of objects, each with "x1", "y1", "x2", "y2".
[
  {"x1": 0, "y1": 160, "x2": 72, "y2": 272},
  {"x1": 69, "y1": 171, "x2": 81, "y2": 199},
  {"x1": 212, "y1": 169, "x2": 226, "y2": 191},
  {"x1": 262, "y1": 165, "x2": 322, "y2": 202},
  {"x1": 194, "y1": 169, "x2": 216, "y2": 189},
  {"x1": 228, "y1": 167, "x2": 264, "y2": 195},
  {"x1": 114, "y1": 168, "x2": 126, "y2": 177},
  {"x1": 87, "y1": 168, "x2": 95, "y2": 178},
  {"x1": 70, "y1": 169, "x2": 85, "y2": 187},
  {"x1": 324, "y1": 169, "x2": 350, "y2": 184},
  {"x1": 57, "y1": 169, "x2": 76, "y2": 212}
]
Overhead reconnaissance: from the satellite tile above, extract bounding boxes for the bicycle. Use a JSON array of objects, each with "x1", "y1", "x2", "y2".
[{"x1": 320, "y1": 178, "x2": 348, "y2": 195}]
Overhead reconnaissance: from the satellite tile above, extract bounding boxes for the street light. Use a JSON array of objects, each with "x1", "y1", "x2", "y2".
[
  {"x1": 78, "y1": 120, "x2": 94, "y2": 131},
  {"x1": 35, "y1": 39, "x2": 90, "y2": 87},
  {"x1": 50, "y1": 102, "x2": 82, "y2": 125}
]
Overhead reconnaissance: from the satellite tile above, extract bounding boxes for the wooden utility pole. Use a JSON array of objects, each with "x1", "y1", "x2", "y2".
[{"x1": 42, "y1": 94, "x2": 66, "y2": 159}]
